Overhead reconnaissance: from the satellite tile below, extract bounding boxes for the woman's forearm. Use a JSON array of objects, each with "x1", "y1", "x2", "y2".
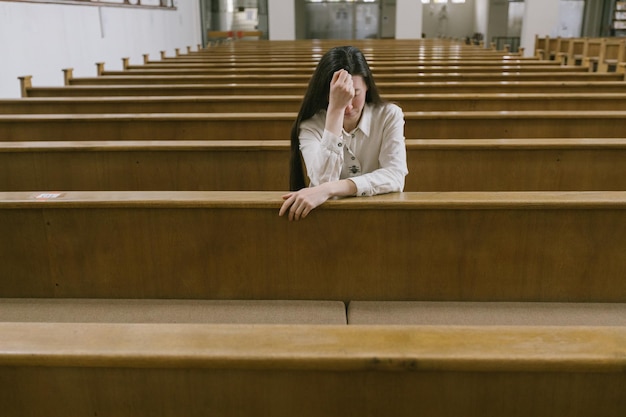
[{"x1": 322, "y1": 178, "x2": 357, "y2": 198}]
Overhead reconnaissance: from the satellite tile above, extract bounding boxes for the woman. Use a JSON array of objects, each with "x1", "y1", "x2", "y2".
[{"x1": 279, "y1": 45, "x2": 408, "y2": 221}]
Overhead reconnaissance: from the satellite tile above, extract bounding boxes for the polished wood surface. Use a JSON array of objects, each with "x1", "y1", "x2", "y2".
[
  {"x1": 2, "y1": 322, "x2": 625, "y2": 371},
  {"x1": 65, "y1": 72, "x2": 624, "y2": 85},
  {"x1": 2, "y1": 111, "x2": 626, "y2": 140},
  {"x1": 2, "y1": 139, "x2": 626, "y2": 192},
  {"x1": 3, "y1": 93, "x2": 626, "y2": 113},
  {"x1": 1, "y1": 191, "x2": 626, "y2": 301},
  {"x1": 0, "y1": 322, "x2": 624, "y2": 417},
  {"x1": 20, "y1": 80, "x2": 626, "y2": 97},
  {"x1": 120, "y1": 62, "x2": 581, "y2": 73}
]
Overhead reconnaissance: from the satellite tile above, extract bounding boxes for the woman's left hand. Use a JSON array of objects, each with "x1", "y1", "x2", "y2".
[{"x1": 279, "y1": 186, "x2": 331, "y2": 221}]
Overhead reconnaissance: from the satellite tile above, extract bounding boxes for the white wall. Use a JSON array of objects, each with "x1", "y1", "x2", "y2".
[
  {"x1": 520, "y1": 0, "x2": 560, "y2": 56},
  {"x1": 474, "y1": 0, "x2": 489, "y2": 42},
  {"x1": 396, "y1": 0, "x2": 422, "y2": 39},
  {"x1": 268, "y1": 0, "x2": 295, "y2": 40},
  {"x1": 0, "y1": 1, "x2": 201, "y2": 98}
]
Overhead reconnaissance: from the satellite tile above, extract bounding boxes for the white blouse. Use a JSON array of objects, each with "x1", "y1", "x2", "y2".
[{"x1": 298, "y1": 102, "x2": 408, "y2": 197}]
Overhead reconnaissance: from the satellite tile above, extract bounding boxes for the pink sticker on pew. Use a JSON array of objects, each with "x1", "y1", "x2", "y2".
[{"x1": 33, "y1": 192, "x2": 65, "y2": 200}]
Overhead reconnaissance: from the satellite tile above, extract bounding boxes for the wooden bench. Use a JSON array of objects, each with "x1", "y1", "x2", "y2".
[
  {"x1": 3, "y1": 93, "x2": 626, "y2": 114},
  {"x1": 535, "y1": 35, "x2": 564, "y2": 62},
  {"x1": 102, "y1": 64, "x2": 588, "y2": 77},
  {"x1": 125, "y1": 59, "x2": 561, "y2": 71},
  {"x1": 2, "y1": 111, "x2": 626, "y2": 140},
  {"x1": 0, "y1": 321, "x2": 624, "y2": 417},
  {"x1": 579, "y1": 38, "x2": 612, "y2": 71},
  {"x1": 2, "y1": 139, "x2": 626, "y2": 192},
  {"x1": 596, "y1": 38, "x2": 626, "y2": 72},
  {"x1": 533, "y1": 36, "x2": 596, "y2": 65},
  {"x1": 62, "y1": 72, "x2": 623, "y2": 85},
  {"x1": 1, "y1": 190, "x2": 626, "y2": 301},
  {"x1": 18, "y1": 79, "x2": 626, "y2": 97},
  {"x1": 167, "y1": 50, "x2": 527, "y2": 60}
]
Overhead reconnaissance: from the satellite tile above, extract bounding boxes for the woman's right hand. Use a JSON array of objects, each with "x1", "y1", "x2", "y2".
[{"x1": 328, "y1": 69, "x2": 355, "y2": 112}]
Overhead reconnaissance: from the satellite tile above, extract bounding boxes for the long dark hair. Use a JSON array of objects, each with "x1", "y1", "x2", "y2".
[{"x1": 289, "y1": 45, "x2": 385, "y2": 191}]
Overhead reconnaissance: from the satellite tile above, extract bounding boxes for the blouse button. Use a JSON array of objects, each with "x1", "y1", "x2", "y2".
[
  {"x1": 361, "y1": 192, "x2": 366, "y2": 196},
  {"x1": 351, "y1": 134, "x2": 355, "y2": 138},
  {"x1": 338, "y1": 142, "x2": 343, "y2": 147}
]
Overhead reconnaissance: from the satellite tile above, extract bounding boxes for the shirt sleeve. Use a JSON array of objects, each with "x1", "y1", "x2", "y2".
[
  {"x1": 349, "y1": 104, "x2": 408, "y2": 196},
  {"x1": 299, "y1": 118, "x2": 345, "y2": 187}
]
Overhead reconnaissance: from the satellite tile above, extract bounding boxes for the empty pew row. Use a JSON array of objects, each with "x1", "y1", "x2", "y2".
[
  {"x1": 2, "y1": 139, "x2": 625, "y2": 192},
  {"x1": 0, "y1": 320, "x2": 624, "y2": 417},
  {"x1": 19, "y1": 80, "x2": 626, "y2": 97},
  {"x1": 169, "y1": 48, "x2": 526, "y2": 68},
  {"x1": 128, "y1": 49, "x2": 548, "y2": 67},
  {"x1": 123, "y1": 59, "x2": 562, "y2": 71},
  {"x1": 133, "y1": 52, "x2": 538, "y2": 66},
  {"x1": 3, "y1": 93, "x2": 626, "y2": 114},
  {"x1": 1, "y1": 190, "x2": 626, "y2": 302},
  {"x1": 62, "y1": 72, "x2": 624, "y2": 85},
  {"x1": 193, "y1": 40, "x2": 521, "y2": 55},
  {"x1": 169, "y1": 52, "x2": 531, "y2": 61},
  {"x1": 102, "y1": 64, "x2": 587, "y2": 76},
  {"x1": 174, "y1": 47, "x2": 523, "y2": 58},
  {"x1": 535, "y1": 35, "x2": 626, "y2": 71},
  {"x1": 169, "y1": 52, "x2": 531, "y2": 62},
  {"x1": 2, "y1": 111, "x2": 626, "y2": 140},
  {"x1": 173, "y1": 48, "x2": 526, "y2": 59}
]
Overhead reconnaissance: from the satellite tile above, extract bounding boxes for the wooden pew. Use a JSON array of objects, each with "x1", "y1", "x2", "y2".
[
  {"x1": 534, "y1": 35, "x2": 549, "y2": 60},
  {"x1": 596, "y1": 38, "x2": 626, "y2": 72},
  {"x1": 579, "y1": 38, "x2": 610, "y2": 71},
  {"x1": 2, "y1": 139, "x2": 626, "y2": 192},
  {"x1": 192, "y1": 39, "x2": 525, "y2": 58},
  {"x1": 124, "y1": 59, "x2": 561, "y2": 71},
  {"x1": 3, "y1": 93, "x2": 626, "y2": 114},
  {"x1": 19, "y1": 80, "x2": 626, "y2": 97},
  {"x1": 63, "y1": 72, "x2": 623, "y2": 85},
  {"x1": 163, "y1": 50, "x2": 526, "y2": 61},
  {"x1": 2, "y1": 111, "x2": 626, "y2": 140},
  {"x1": 175, "y1": 45, "x2": 521, "y2": 57},
  {"x1": 103, "y1": 64, "x2": 587, "y2": 76},
  {"x1": 1, "y1": 190, "x2": 626, "y2": 302},
  {"x1": 0, "y1": 321, "x2": 624, "y2": 417}
]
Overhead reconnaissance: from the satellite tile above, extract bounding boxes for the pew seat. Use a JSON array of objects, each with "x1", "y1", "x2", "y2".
[
  {"x1": 0, "y1": 321, "x2": 624, "y2": 417},
  {"x1": 0, "y1": 298, "x2": 346, "y2": 324},
  {"x1": 348, "y1": 301, "x2": 626, "y2": 326}
]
